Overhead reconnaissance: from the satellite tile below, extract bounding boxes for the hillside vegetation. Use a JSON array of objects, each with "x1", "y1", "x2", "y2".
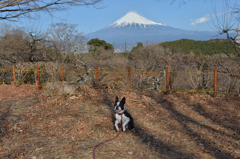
[{"x1": 160, "y1": 39, "x2": 239, "y2": 56}]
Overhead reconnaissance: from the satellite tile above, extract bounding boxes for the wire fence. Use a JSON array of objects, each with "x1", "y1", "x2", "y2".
[{"x1": 0, "y1": 66, "x2": 240, "y2": 97}]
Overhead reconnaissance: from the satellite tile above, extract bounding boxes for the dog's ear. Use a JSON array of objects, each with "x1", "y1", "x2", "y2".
[
  {"x1": 115, "y1": 96, "x2": 119, "y2": 105},
  {"x1": 120, "y1": 97, "x2": 126, "y2": 105}
]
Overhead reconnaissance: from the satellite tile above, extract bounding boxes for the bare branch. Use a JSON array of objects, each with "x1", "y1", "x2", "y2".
[
  {"x1": 0, "y1": 0, "x2": 103, "y2": 21},
  {"x1": 210, "y1": 0, "x2": 240, "y2": 58}
]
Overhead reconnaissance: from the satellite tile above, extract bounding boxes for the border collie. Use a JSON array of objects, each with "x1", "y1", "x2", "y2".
[{"x1": 114, "y1": 96, "x2": 134, "y2": 132}]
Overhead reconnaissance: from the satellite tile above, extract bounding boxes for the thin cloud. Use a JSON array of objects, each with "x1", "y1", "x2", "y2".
[
  {"x1": 191, "y1": 11, "x2": 233, "y2": 26},
  {"x1": 212, "y1": 11, "x2": 232, "y2": 17},
  {"x1": 191, "y1": 15, "x2": 210, "y2": 26}
]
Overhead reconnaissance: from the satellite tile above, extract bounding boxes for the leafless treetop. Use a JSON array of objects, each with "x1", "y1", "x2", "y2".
[{"x1": 0, "y1": 0, "x2": 103, "y2": 21}]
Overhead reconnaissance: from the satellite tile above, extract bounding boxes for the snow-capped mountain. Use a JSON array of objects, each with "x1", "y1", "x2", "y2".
[
  {"x1": 108, "y1": 11, "x2": 166, "y2": 28},
  {"x1": 87, "y1": 11, "x2": 220, "y2": 52}
]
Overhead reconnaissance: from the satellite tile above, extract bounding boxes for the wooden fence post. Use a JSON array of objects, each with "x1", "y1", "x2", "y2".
[
  {"x1": 214, "y1": 67, "x2": 217, "y2": 98},
  {"x1": 61, "y1": 67, "x2": 64, "y2": 81},
  {"x1": 128, "y1": 67, "x2": 131, "y2": 90},
  {"x1": 37, "y1": 67, "x2": 41, "y2": 90},
  {"x1": 166, "y1": 66, "x2": 170, "y2": 94},
  {"x1": 96, "y1": 67, "x2": 98, "y2": 85},
  {"x1": 12, "y1": 65, "x2": 16, "y2": 87}
]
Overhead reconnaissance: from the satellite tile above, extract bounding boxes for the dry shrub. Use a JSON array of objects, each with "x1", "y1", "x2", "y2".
[
  {"x1": 15, "y1": 62, "x2": 64, "y2": 84},
  {"x1": 98, "y1": 74, "x2": 125, "y2": 90},
  {"x1": 128, "y1": 45, "x2": 167, "y2": 90},
  {"x1": 0, "y1": 70, "x2": 13, "y2": 84},
  {"x1": 1, "y1": 43, "x2": 239, "y2": 94},
  {"x1": 0, "y1": 63, "x2": 14, "y2": 83},
  {"x1": 92, "y1": 46, "x2": 113, "y2": 61},
  {"x1": 72, "y1": 48, "x2": 129, "y2": 88},
  {"x1": 45, "y1": 81, "x2": 98, "y2": 96},
  {"x1": 182, "y1": 55, "x2": 215, "y2": 90},
  {"x1": 126, "y1": 44, "x2": 240, "y2": 94}
]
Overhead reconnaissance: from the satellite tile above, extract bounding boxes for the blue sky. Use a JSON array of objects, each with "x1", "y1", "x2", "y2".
[{"x1": 2, "y1": 0, "x2": 239, "y2": 34}]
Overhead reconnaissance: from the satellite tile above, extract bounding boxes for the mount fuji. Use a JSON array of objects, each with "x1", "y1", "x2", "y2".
[{"x1": 87, "y1": 11, "x2": 219, "y2": 51}]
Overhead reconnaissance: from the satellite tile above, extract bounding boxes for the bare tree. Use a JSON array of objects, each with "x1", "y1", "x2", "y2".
[
  {"x1": 215, "y1": 56, "x2": 240, "y2": 93},
  {"x1": 0, "y1": 24, "x2": 61, "y2": 64},
  {"x1": 0, "y1": 0, "x2": 103, "y2": 21},
  {"x1": 47, "y1": 23, "x2": 85, "y2": 61},
  {"x1": 0, "y1": 26, "x2": 29, "y2": 63},
  {"x1": 210, "y1": 0, "x2": 240, "y2": 58},
  {"x1": 46, "y1": 22, "x2": 94, "y2": 83},
  {"x1": 26, "y1": 31, "x2": 49, "y2": 62},
  {"x1": 146, "y1": 70, "x2": 166, "y2": 91},
  {"x1": 0, "y1": 24, "x2": 54, "y2": 63},
  {"x1": 183, "y1": 55, "x2": 214, "y2": 90},
  {"x1": 128, "y1": 45, "x2": 167, "y2": 90}
]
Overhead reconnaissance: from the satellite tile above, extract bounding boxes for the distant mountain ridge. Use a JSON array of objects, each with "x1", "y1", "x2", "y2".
[{"x1": 87, "y1": 11, "x2": 221, "y2": 52}]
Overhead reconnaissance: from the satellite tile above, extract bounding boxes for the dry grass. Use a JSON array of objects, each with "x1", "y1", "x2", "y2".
[{"x1": 0, "y1": 84, "x2": 239, "y2": 159}]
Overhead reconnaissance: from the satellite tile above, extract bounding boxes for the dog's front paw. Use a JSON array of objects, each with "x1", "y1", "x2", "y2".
[{"x1": 115, "y1": 126, "x2": 120, "y2": 131}]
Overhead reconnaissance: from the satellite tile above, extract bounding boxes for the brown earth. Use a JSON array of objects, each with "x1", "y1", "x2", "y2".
[{"x1": 0, "y1": 84, "x2": 239, "y2": 159}]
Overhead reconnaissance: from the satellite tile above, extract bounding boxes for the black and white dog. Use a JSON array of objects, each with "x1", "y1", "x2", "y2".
[{"x1": 114, "y1": 96, "x2": 134, "y2": 132}]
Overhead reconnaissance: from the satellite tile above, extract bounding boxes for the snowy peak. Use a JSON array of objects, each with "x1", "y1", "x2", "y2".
[{"x1": 109, "y1": 11, "x2": 166, "y2": 28}]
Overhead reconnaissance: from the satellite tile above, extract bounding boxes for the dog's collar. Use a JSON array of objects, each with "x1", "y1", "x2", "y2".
[{"x1": 117, "y1": 110, "x2": 125, "y2": 115}]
